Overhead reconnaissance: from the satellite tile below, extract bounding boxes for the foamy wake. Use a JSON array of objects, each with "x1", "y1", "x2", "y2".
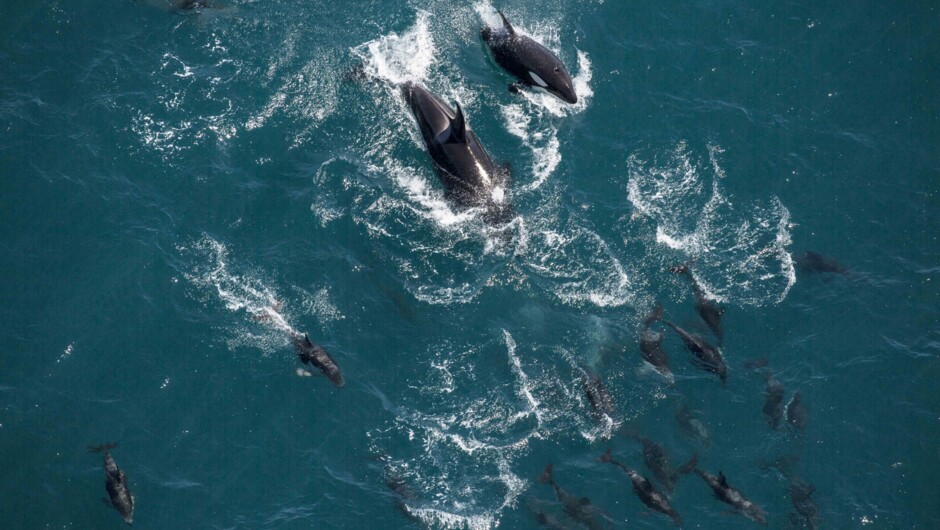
[
  {"x1": 181, "y1": 236, "x2": 342, "y2": 354},
  {"x1": 373, "y1": 331, "x2": 557, "y2": 529},
  {"x1": 627, "y1": 141, "x2": 796, "y2": 305}
]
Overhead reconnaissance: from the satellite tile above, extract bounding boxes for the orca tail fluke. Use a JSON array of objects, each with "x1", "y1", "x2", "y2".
[{"x1": 598, "y1": 448, "x2": 612, "y2": 463}]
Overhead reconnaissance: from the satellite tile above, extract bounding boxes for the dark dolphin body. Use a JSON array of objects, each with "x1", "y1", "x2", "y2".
[
  {"x1": 292, "y1": 333, "x2": 344, "y2": 387},
  {"x1": 599, "y1": 449, "x2": 682, "y2": 526},
  {"x1": 786, "y1": 391, "x2": 809, "y2": 431},
  {"x1": 670, "y1": 264, "x2": 724, "y2": 343},
  {"x1": 384, "y1": 466, "x2": 420, "y2": 521},
  {"x1": 402, "y1": 82, "x2": 513, "y2": 225},
  {"x1": 794, "y1": 251, "x2": 849, "y2": 275},
  {"x1": 627, "y1": 435, "x2": 697, "y2": 494},
  {"x1": 762, "y1": 372, "x2": 786, "y2": 429},
  {"x1": 639, "y1": 303, "x2": 673, "y2": 380},
  {"x1": 695, "y1": 468, "x2": 768, "y2": 525},
  {"x1": 481, "y1": 11, "x2": 577, "y2": 104},
  {"x1": 88, "y1": 444, "x2": 134, "y2": 525},
  {"x1": 664, "y1": 321, "x2": 728, "y2": 381},
  {"x1": 789, "y1": 476, "x2": 820, "y2": 529},
  {"x1": 580, "y1": 367, "x2": 615, "y2": 420},
  {"x1": 538, "y1": 464, "x2": 609, "y2": 530}
]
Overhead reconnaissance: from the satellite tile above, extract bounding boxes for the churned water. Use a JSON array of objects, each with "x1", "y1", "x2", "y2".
[{"x1": 1, "y1": 1, "x2": 938, "y2": 528}]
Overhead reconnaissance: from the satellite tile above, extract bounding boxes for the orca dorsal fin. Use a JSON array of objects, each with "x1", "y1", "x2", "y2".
[
  {"x1": 497, "y1": 10, "x2": 515, "y2": 35},
  {"x1": 718, "y1": 471, "x2": 729, "y2": 488},
  {"x1": 450, "y1": 103, "x2": 468, "y2": 143}
]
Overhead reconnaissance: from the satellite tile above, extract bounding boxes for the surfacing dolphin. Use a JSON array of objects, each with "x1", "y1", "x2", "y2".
[
  {"x1": 695, "y1": 468, "x2": 768, "y2": 525},
  {"x1": 664, "y1": 320, "x2": 728, "y2": 382},
  {"x1": 291, "y1": 332, "x2": 344, "y2": 387},
  {"x1": 670, "y1": 263, "x2": 725, "y2": 344},
  {"x1": 481, "y1": 10, "x2": 578, "y2": 104},
  {"x1": 402, "y1": 82, "x2": 513, "y2": 226},
  {"x1": 88, "y1": 443, "x2": 135, "y2": 525},
  {"x1": 638, "y1": 303, "x2": 673, "y2": 381},
  {"x1": 786, "y1": 391, "x2": 809, "y2": 431},
  {"x1": 599, "y1": 449, "x2": 683, "y2": 526},
  {"x1": 623, "y1": 433, "x2": 697, "y2": 494},
  {"x1": 579, "y1": 366, "x2": 615, "y2": 421}
]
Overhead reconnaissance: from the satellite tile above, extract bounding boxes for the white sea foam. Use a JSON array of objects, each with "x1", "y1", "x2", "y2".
[
  {"x1": 182, "y1": 236, "x2": 302, "y2": 354},
  {"x1": 351, "y1": 11, "x2": 436, "y2": 86},
  {"x1": 371, "y1": 332, "x2": 550, "y2": 529},
  {"x1": 627, "y1": 142, "x2": 796, "y2": 305},
  {"x1": 519, "y1": 207, "x2": 635, "y2": 308}
]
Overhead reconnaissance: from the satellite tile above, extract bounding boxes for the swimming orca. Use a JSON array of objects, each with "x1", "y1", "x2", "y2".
[
  {"x1": 481, "y1": 11, "x2": 577, "y2": 104},
  {"x1": 292, "y1": 333, "x2": 345, "y2": 387},
  {"x1": 401, "y1": 82, "x2": 513, "y2": 225},
  {"x1": 599, "y1": 449, "x2": 683, "y2": 526},
  {"x1": 695, "y1": 468, "x2": 768, "y2": 525},
  {"x1": 664, "y1": 320, "x2": 728, "y2": 382},
  {"x1": 88, "y1": 444, "x2": 134, "y2": 525}
]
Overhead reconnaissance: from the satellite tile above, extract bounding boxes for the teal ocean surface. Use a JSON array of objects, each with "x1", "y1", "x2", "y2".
[{"x1": 2, "y1": 1, "x2": 938, "y2": 528}]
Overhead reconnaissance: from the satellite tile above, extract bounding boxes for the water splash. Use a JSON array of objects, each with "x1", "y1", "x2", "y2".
[
  {"x1": 351, "y1": 11, "x2": 436, "y2": 86},
  {"x1": 627, "y1": 141, "x2": 796, "y2": 305}
]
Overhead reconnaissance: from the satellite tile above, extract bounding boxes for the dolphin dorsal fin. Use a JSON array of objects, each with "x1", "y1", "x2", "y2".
[
  {"x1": 450, "y1": 103, "x2": 468, "y2": 143},
  {"x1": 497, "y1": 10, "x2": 515, "y2": 35}
]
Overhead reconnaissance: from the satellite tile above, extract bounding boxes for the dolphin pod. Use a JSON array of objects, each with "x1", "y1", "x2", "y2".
[{"x1": 95, "y1": 5, "x2": 839, "y2": 527}]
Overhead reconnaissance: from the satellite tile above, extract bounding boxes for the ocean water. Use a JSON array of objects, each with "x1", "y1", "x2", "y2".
[{"x1": 1, "y1": 0, "x2": 938, "y2": 528}]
